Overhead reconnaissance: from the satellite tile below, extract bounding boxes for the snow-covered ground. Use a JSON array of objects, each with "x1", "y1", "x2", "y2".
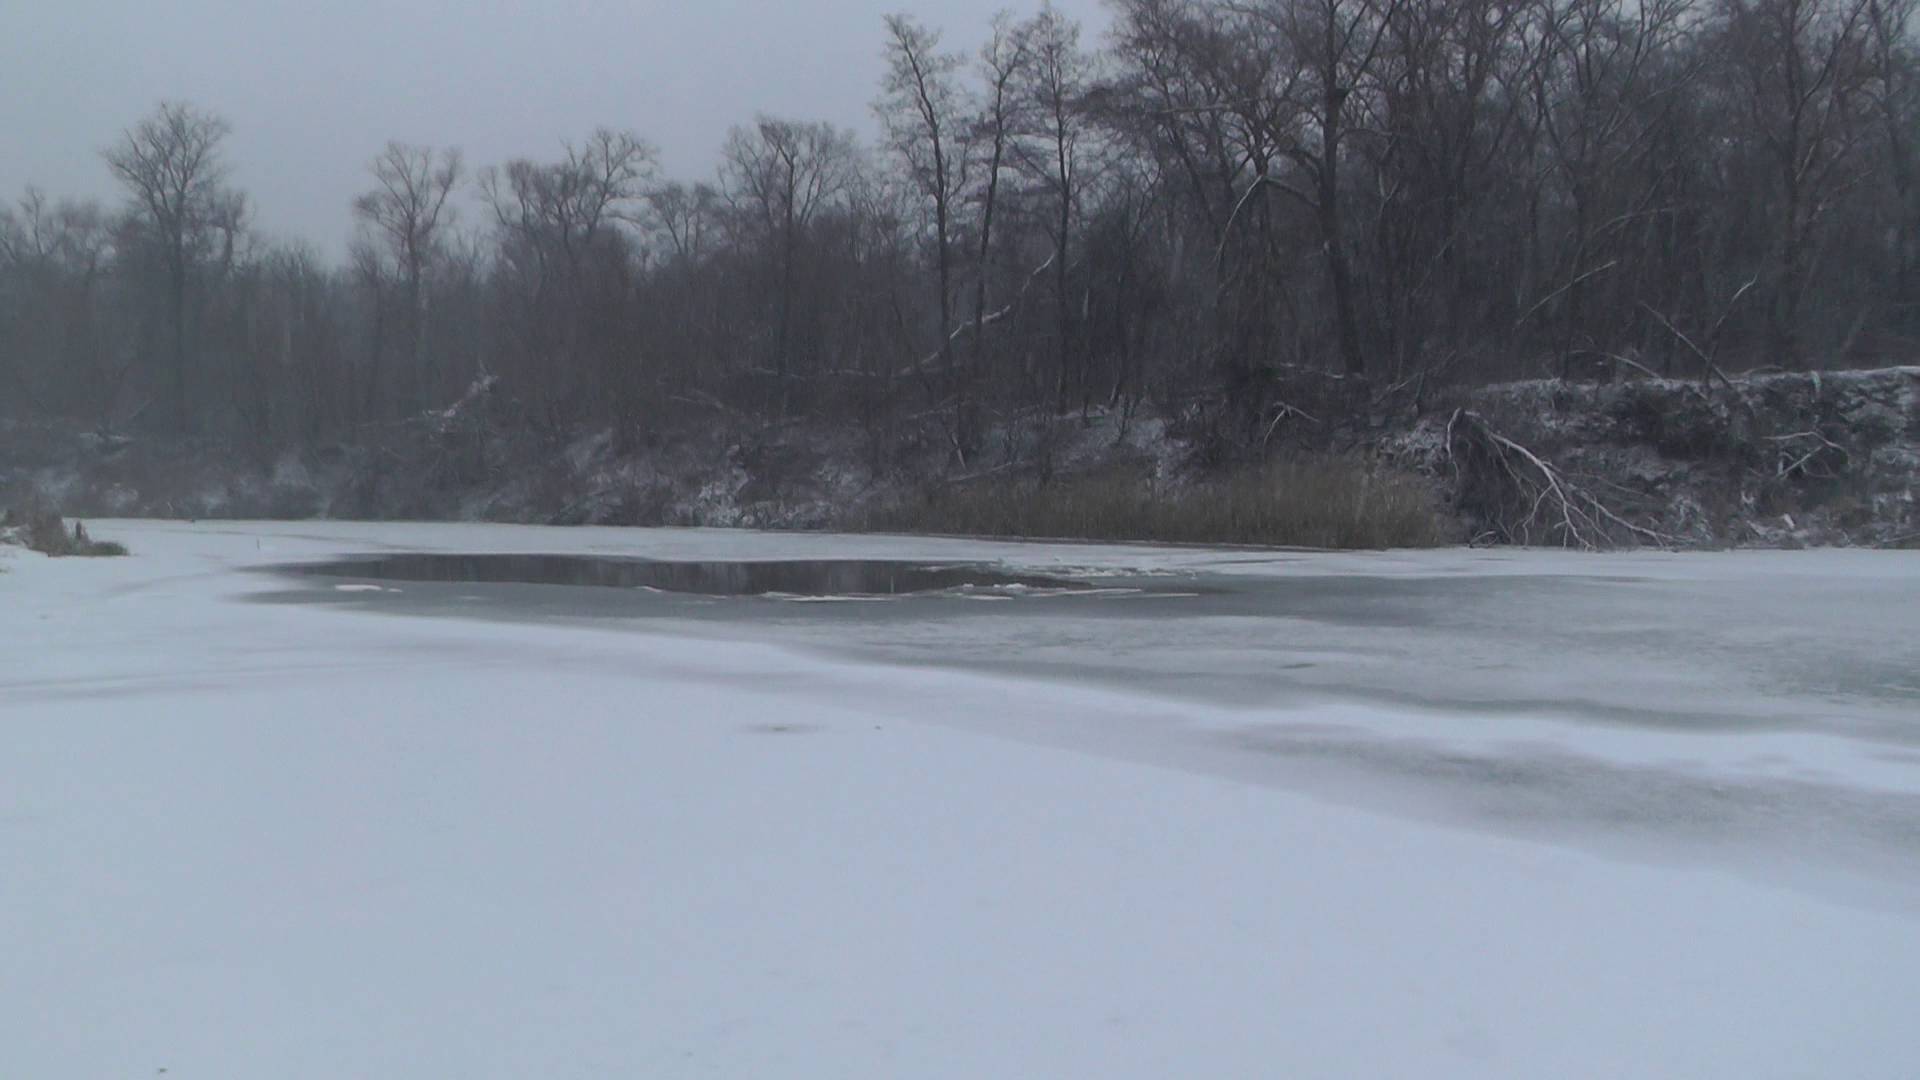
[{"x1": 5, "y1": 520, "x2": 1919, "y2": 1079}]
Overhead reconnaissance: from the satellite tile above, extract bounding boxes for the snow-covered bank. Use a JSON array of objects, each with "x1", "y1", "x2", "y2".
[
  {"x1": 7, "y1": 365, "x2": 1918, "y2": 548},
  {"x1": 6, "y1": 522, "x2": 1920, "y2": 1078},
  {"x1": 1391, "y1": 365, "x2": 1920, "y2": 547}
]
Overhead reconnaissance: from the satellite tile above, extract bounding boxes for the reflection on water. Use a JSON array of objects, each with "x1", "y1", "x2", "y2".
[{"x1": 281, "y1": 553, "x2": 1091, "y2": 598}]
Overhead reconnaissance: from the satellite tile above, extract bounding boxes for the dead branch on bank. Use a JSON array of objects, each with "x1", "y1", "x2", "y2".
[
  {"x1": 1445, "y1": 409, "x2": 1674, "y2": 549},
  {"x1": 1765, "y1": 429, "x2": 1850, "y2": 478}
]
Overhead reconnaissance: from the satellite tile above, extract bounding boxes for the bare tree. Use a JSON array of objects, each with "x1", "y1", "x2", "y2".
[
  {"x1": 484, "y1": 129, "x2": 655, "y2": 276},
  {"x1": 354, "y1": 142, "x2": 462, "y2": 413},
  {"x1": 1109, "y1": 0, "x2": 1298, "y2": 383},
  {"x1": 648, "y1": 181, "x2": 721, "y2": 263},
  {"x1": 879, "y1": 13, "x2": 974, "y2": 446},
  {"x1": 1863, "y1": 0, "x2": 1919, "y2": 326},
  {"x1": 103, "y1": 101, "x2": 242, "y2": 429},
  {"x1": 1, "y1": 192, "x2": 118, "y2": 418},
  {"x1": 879, "y1": 14, "x2": 966, "y2": 379},
  {"x1": 1522, "y1": 0, "x2": 1698, "y2": 370},
  {"x1": 1717, "y1": 0, "x2": 1876, "y2": 366},
  {"x1": 482, "y1": 129, "x2": 656, "y2": 430},
  {"x1": 970, "y1": 14, "x2": 1030, "y2": 369},
  {"x1": 721, "y1": 117, "x2": 860, "y2": 382},
  {"x1": 1242, "y1": 0, "x2": 1403, "y2": 378},
  {"x1": 1014, "y1": 5, "x2": 1097, "y2": 407}
]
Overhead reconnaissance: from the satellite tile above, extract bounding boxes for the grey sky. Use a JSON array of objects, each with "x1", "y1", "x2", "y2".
[{"x1": 2, "y1": 0, "x2": 1109, "y2": 255}]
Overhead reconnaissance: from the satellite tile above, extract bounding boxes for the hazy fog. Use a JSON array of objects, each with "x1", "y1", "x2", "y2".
[{"x1": 1, "y1": 0, "x2": 1108, "y2": 252}]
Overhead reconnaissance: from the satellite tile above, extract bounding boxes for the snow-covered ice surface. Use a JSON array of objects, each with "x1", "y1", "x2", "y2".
[{"x1": 6, "y1": 520, "x2": 1920, "y2": 1079}]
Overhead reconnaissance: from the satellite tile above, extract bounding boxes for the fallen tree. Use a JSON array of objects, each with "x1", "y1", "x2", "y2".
[{"x1": 1444, "y1": 409, "x2": 1674, "y2": 549}]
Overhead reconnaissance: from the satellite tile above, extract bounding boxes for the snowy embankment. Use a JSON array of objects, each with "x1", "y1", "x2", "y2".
[
  {"x1": 5, "y1": 521, "x2": 1920, "y2": 1078},
  {"x1": 8, "y1": 365, "x2": 1916, "y2": 547},
  {"x1": 1390, "y1": 365, "x2": 1920, "y2": 547}
]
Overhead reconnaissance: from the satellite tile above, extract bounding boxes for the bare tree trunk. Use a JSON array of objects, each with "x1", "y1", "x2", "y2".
[
  {"x1": 972, "y1": 145, "x2": 1004, "y2": 364},
  {"x1": 1055, "y1": 141, "x2": 1073, "y2": 411},
  {"x1": 1318, "y1": 107, "x2": 1366, "y2": 378},
  {"x1": 169, "y1": 247, "x2": 189, "y2": 431}
]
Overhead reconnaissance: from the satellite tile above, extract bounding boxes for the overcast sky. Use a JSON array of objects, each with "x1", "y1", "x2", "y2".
[{"x1": 2, "y1": 0, "x2": 1110, "y2": 256}]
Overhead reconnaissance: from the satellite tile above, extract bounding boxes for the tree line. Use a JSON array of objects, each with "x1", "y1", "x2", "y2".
[{"x1": 2, "y1": 0, "x2": 1914, "y2": 460}]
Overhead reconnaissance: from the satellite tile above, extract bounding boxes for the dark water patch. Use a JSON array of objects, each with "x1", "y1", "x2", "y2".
[
  {"x1": 277, "y1": 553, "x2": 1095, "y2": 598},
  {"x1": 743, "y1": 722, "x2": 819, "y2": 735}
]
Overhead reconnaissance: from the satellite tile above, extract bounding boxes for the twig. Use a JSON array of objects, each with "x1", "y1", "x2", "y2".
[
  {"x1": 1601, "y1": 351, "x2": 1662, "y2": 380},
  {"x1": 1259, "y1": 399, "x2": 1322, "y2": 447},
  {"x1": 1767, "y1": 429, "x2": 1848, "y2": 477},
  {"x1": 914, "y1": 252, "x2": 1057, "y2": 373},
  {"x1": 1516, "y1": 260, "x2": 1619, "y2": 328}
]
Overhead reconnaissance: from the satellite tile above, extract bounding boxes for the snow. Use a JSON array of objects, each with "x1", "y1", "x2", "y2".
[{"x1": 5, "y1": 520, "x2": 1920, "y2": 1078}]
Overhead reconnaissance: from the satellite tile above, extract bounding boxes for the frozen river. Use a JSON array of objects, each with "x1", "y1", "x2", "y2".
[
  {"x1": 6, "y1": 520, "x2": 1920, "y2": 1078},
  {"x1": 266, "y1": 526, "x2": 1920, "y2": 895}
]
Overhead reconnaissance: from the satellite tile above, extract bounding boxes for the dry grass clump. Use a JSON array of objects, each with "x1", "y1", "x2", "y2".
[
  {"x1": 0, "y1": 507, "x2": 129, "y2": 556},
  {"x1": 866, "y1": 456, "x2": 1451, "y2": 549}
]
